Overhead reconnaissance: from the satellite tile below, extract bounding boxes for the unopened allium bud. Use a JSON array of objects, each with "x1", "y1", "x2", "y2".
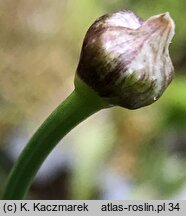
[{"x1": 75, "y1": 10, "x2": 175, "y2": 109}]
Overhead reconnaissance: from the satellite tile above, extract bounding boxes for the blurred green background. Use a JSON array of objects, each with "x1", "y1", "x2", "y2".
[{"x1": 0, "y1": 0, "x2": 186, "y2": 199}]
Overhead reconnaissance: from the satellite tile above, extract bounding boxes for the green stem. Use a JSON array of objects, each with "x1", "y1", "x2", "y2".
[{"x1": 2, "y1": 86, "x2": 107, "y2": 199}]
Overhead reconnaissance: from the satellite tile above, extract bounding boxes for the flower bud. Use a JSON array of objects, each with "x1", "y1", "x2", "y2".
[{"x1": 75, "y1": 10, "x2": 175, "y2": 109}]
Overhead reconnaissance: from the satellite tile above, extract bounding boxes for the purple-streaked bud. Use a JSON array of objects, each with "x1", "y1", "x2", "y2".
[{"x1": 75, "y1": 10, "x2": 175, "y2": 109}]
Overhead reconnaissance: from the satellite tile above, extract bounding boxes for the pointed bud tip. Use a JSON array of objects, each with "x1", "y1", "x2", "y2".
[
  {"x1": 161, "y1": 12, "x2": 175, "y2": 41},
  {"x1": 162, "y1": 12, "x2": 170, "y2": 18},
  {"x1": 144, "y1": 12, "x2": 175, "y2": 43},
  {"x1": 147, "y1": 12, "x2": 174, "y2": 24},
  {"x1": 161, "y1": 12, "x2": 175, "y2": 27},
  {"x1": 161, "y1": 12, "x2": 172, "y2": 21}
]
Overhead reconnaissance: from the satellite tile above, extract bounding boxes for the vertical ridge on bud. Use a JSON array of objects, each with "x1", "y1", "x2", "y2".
[{"x1": 76, "y1": 10, "x2": 175, "y2": 109}]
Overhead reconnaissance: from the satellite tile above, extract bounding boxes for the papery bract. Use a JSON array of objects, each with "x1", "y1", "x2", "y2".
[{"x1": 76, "y1": 10, "x2": 175, "y2": 109}]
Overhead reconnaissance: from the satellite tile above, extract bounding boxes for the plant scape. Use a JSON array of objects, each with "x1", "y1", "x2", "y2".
[{"x1": 2, "y1": 9, "x2": 175, "y2": 200}]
